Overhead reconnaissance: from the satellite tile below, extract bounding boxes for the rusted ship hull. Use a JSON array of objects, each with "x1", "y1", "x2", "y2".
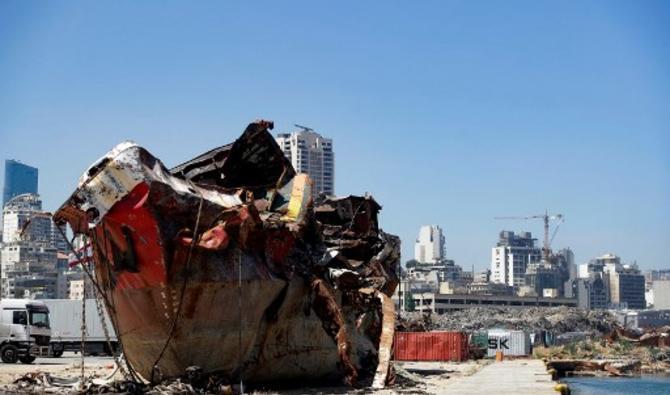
[
  {"x1": 105, "y1": 280, "x2": 345, "y2": 381},
  {"x1": 54, "y1": 121, "x2": 399, "y2": 387}
]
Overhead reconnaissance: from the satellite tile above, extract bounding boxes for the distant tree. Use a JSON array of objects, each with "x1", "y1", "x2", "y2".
[{"x1": 404, "y1": 291, "x2": 416, "y2": 312}]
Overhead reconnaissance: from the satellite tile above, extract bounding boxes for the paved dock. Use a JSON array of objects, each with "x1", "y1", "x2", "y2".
[{"x1": 442, "y1": 359, "x2": 556, "y2": 394}]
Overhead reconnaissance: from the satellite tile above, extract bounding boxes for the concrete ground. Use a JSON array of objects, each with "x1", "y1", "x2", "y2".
[
  {"x1": 0, "y1": 356, "x2": 556, "y2": 394},
  {"x1": 437, "y1": 359, "x2": 556, "y2": 394},
  {"x1": 255, "y1": 360, "x2": 492, "y2": 394},
  {"x1": 0, "y1": 352, "x2": 118, "y2": 385}
]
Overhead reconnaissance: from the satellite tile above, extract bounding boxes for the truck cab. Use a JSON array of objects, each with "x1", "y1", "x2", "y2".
[{"x1": 0, "y1": 299, "x2": 51, "y2": 363}]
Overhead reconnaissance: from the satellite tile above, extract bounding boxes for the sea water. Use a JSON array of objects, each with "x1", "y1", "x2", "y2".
[{"x1": 563, "y1": 375, "x2": 670, "y2": 395}]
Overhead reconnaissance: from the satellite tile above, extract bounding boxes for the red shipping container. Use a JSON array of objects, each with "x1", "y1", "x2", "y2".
[{"x1": 394, "y1": 331, "x2": 469, "y2": 362}]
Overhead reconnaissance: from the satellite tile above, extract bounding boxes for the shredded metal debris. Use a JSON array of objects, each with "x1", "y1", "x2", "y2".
[{"x1": 52, "y1": 120, "x2": 400, "y2": 390}]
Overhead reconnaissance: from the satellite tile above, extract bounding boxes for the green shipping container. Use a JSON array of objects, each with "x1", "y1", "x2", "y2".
[
  {"x1": 471, "y1": 331, "x2": 488, "y2": 349},
  {"x1": 469, "y1": 331, "x2": 488, "y2": 359}
]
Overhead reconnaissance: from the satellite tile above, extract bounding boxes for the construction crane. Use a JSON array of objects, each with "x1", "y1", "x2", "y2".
[
  {"x1": 294, "y1": 124, "x2": 314, "y2": 132},
  {"x1": 494, "y1": 210, "x2": 564, "y2": 262}
]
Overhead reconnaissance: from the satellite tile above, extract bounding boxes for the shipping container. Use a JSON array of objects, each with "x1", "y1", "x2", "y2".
[
  {"x1": 486, "y1": 329, "x2": 530, "y2": 357},
  {"x1": 470, "y1": 331, "x2": 488, "y2": 349},
  {"x1": 394, "y1": 331, "x2": 468, "y2": 362},
  {"x1": 469, "y1": 331, "x2": 488, "y2": 359}
]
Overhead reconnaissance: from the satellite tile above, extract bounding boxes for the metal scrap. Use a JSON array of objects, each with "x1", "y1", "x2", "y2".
[{"x1": 54, "y1": 120, "x2": 400, "y2": 389}]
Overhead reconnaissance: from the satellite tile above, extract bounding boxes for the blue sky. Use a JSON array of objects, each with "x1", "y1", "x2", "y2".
[{"x1": 1, "y1": 1, "x2": 668, "y2": 270}]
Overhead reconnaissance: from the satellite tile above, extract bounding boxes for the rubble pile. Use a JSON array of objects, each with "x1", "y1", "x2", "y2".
[
  {"x1": 546, "y1": 358, "x2": 643, "y2": 377},
  {"x1": 606, "y1": 325, "x2": 670, "y2": 347},
  {"x1": 398, "y1": 306, "x2": 618, "y2": 335},
  {"x1": 537, "y1": 326, "x2": 670, "y2": 376},
  {"x1": 539, "y1": 340, "x2": 670, "y2": 375},
  {"x1": 3, "y1": 373, "x2": 137, "y2": 394},
  {"x1": 4, "y1": 369, "x2": 223, "y2": 395}
]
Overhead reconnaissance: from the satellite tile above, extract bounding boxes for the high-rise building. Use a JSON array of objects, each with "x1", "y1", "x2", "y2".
[
  {"x1": 607, "y1": 265, "x2": 646, "y2": 310},
  {"x1": 0, "y1": 194, "x2": 62, "y2": 246},
  {"x1": 579, "y1": 253, "x2": 646, "y2": 309},
  {"x1": 405, "y1": 225, "x2": 468, "y2": 295},
  {"x1": 275, "y1": 126, "x2": 334, "y2": 195},
  {"x1": 524, "y1": 262, "x2": 562, "y2": 297},
  {"x1": 1, "y1": 193, "x2": 65, "y2": 298},
  {"x1": 3, "y1": 160, "x2": 38, "y2": 207},
  {"x1": 652, "y1": 280, "x2": 670, "y2": 309},
  {"x1": 414, "y1": 225, "x2": 445, "y2": 264},
  {"x1": 491, "y1": 231, "x2": 542, "y2": 287},
  {"x1": 524, "y1": 247, "x2": 576, "y2": 297},
  {"x1": 556, "y1": 248, "x2": 577, "y2": 280},
  {"x1": 579, "y1": 253, "x2": 621, "y2": 278},
  {"x1": 1, "y1": 243, "x2": 59, "y2": 298},
  {"x1": 565, "y1": 274, "x2": 609, "y2": 309}
]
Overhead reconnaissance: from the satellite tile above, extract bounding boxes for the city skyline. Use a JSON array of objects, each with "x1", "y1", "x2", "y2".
[
  {"x1": 1, "y1": 157, "x2": 664, "y2": 273},
  {"x1": 1, "y1": 1, "x2": 668, "y2": 271}
]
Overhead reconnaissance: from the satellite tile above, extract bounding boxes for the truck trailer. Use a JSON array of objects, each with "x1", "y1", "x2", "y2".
[
  {"x1": 42, "y1": 299, "x2": 117, "y2": 357},
  {"x1": 0, "y1": 299, "x2": 51, "y2": 363}
]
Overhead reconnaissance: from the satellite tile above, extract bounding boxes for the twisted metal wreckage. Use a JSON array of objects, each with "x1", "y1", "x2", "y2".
[{"x1": 53, "y1": 120, "x2": 400, "y2": 389}]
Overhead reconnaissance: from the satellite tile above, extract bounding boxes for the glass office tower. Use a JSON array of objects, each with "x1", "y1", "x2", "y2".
[{"x1": 3, "y1": 160, "x2": 38, "y2": 207}]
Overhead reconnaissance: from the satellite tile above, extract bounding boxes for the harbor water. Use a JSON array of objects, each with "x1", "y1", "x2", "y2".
[{"x1": 563, "y1": 375, "x2": 670, "y2": 395}]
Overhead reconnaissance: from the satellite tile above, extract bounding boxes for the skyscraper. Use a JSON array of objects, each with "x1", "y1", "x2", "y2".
[
  {"x1": 3, "y1": 160, "x2": 38, "y2": 207},
  {"x1": 275, "y1": 126, "x2": 334, "y2": 195},
  {"x1": 414, "y1": 225, "x2": 446, "y2": 264},
  {"x1": 1, "y1": 193, "x2": 65, "y2": 299}
]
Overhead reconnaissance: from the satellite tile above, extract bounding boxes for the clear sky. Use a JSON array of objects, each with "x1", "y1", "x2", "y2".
[{"x1": 1, "y1": 1, "x2": 668, "y2": 271}]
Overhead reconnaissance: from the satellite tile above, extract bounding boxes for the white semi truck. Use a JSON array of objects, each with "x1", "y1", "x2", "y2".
[
  {"x1": 0, "y1": 299, "x2": 51, "y2": 364},
  {"x1": 42, "y1": 299, "x2": 117, "y2": 357}
]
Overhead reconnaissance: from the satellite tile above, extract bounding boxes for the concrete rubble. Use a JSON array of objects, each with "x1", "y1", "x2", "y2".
[
  {"x1": 4, "y1": 368, "x2": 229, "y2": 394},
  {"x1": 606, "y1": 325, "x2": 670, "y2": 348},
  {"x1": 538, "y1": 324, "x2": 670, "y2": 376},
  {"x1": 398, "y1": 306, "x2": 618, "y2": 335},
  {"x1": 397, "y1": 306, "x2": 670, "y2": 378}
]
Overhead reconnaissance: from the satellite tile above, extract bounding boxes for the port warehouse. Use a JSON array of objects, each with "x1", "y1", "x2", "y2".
[
  {"x1": 394, "y1": 330, "x2": 532, "y2": 362},
  {"x1": 405, "y1": 293, "x2": 577, "y2": 313}
]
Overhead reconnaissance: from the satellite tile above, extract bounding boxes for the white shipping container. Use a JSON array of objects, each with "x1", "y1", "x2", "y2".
[{"x1": 486, "y1": 329, "x2": 531, "y2": 357}]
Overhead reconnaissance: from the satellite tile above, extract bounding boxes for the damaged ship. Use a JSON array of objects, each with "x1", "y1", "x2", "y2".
[{"x1": 53, "y1": 120, "x2": 399, "y2": 388}]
